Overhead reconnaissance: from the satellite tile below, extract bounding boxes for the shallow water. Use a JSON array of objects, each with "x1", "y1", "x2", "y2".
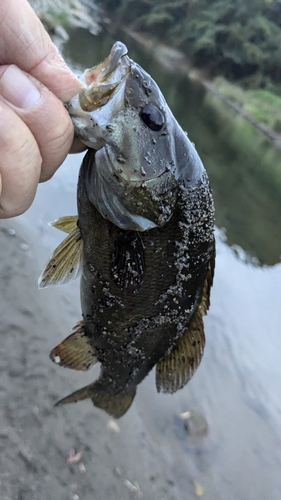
[{"x1": 16, "y1": 26, "x2": 281, "y2": 499}]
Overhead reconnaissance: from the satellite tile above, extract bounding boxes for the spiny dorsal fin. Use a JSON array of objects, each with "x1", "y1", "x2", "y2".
[
  {"x1": 55, "y1": 380, "x2": 136, "y2": 419},
  {"x1": 38, "y1": 225, "x2": 83, "y2": 288},
  {"x1": 50, "y1": 321, "x2": 97, "y2": 371},
  {"x1": 155, "y1": 251, "x2": 215, "y2": 394},
  {"x1": 49, "y1": 215, "x2": 78, "y2": 234}
]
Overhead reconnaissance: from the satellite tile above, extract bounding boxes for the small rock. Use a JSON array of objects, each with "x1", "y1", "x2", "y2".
[
  {"x1": 19, "y1": 243, "x2": 29, "y2": 251},
  {"x1": 107, "y1": 419, "x2": 120, "y2": 433},
  {"x1": 191, "y1": 480, "x2": 204, "y2": 497},
  {"x1": 78, "y1": 463, "x2": 86, "y2": 473},
  {"x1": 180, "y1": 410, "x2": 208, "y2": 437}
]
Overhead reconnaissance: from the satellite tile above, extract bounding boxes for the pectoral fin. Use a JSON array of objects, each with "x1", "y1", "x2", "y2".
[
  {"x1": 50, "y1": 321, "x2": 97, "y2": 371},
  {"x1": 49, "y1": 215, "x2": 78, "y2": 234},
  {"x1": 38, "y1": 225, "x2": 83, "y2": 288},
  {"x1": 55, "y1": 380, "x2": 135, "y2": 419},
  {"x1": 111, "y1": 231, "x2": 145, "y2": 288}
]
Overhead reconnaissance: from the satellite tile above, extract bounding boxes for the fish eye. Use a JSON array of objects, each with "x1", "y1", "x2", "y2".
[{"x1": 140, "y1": 104, "x2": 164, "y2": 131}]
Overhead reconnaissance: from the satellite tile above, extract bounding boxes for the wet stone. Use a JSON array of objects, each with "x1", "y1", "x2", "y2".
[{"x1": 182, "y1": 410, "x2": 208, "y2": 437}]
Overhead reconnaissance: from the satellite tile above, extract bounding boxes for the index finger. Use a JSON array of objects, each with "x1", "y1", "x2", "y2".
[{"x1": 0, "y1": 0, "x2": 82, "y2": 101}]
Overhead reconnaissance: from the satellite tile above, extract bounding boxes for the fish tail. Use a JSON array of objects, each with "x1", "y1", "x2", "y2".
[{"x1": 54, "y1": 380, "x2": 136, "y2": 419}]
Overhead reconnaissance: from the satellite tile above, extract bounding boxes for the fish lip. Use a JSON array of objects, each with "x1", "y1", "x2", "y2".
[
  {"x1": 83, "y1": 41, "x2": 128, "y2": 86},
  {"x1": 78, "y1": 42, "x2": 131, "y2": 112}
]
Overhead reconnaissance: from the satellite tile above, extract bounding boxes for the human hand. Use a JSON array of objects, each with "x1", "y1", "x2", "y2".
[{"x1": 0, "y1": 0, "x2": 84, "y2": 218}]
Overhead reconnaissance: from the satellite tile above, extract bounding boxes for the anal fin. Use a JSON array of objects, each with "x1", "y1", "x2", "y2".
[{"x1": 50, "y1": 321, "x2": 97, "y2": 371}]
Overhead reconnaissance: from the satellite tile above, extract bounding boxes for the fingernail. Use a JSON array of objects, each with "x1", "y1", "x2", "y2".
[{"x1": 0, "y1": 65, "x2": 41, "y2": 109}]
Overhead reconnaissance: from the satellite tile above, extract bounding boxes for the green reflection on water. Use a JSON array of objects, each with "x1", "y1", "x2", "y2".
[{"x1": 62, "y1": 28, "x2": 281, "y2": 266}]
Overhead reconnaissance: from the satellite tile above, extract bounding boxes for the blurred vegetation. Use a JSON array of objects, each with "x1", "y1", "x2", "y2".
[
  {"x1": 214, "y1": 77, "x2": 281, "y2": 132},
  {"x1": 29, "y1": 0, "x2": 101, "y2": 35},
  {"x1": 98, "y1": 0, "x2": 281, "y2": 95}
]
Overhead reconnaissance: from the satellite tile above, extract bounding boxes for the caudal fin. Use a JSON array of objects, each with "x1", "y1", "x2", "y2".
[{"x1": 54, "y1": 381, "x2": 136, "y2": 419}]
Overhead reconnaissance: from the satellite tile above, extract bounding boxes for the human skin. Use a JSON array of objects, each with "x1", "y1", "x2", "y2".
[{"x1": 0, "y1": 0, "x2": 84, "y2": 218}]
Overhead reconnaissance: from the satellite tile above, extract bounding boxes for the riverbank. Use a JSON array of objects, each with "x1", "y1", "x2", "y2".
[
  {"x1": 29, "y1": 0, "x2": 281, "y2": 150},
  {"x1": 124, "y1": 29, "x2": 281, "y2": 150}
]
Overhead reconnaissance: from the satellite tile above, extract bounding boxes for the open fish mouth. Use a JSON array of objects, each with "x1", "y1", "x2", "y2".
[{"x1": 78, "y1": 41, "x2": 130, "y2": 112}]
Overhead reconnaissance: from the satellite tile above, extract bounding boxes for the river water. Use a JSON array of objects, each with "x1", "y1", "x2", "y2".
[{"x1": 17, "y1": 27, "x2": 281, "y2": 499}]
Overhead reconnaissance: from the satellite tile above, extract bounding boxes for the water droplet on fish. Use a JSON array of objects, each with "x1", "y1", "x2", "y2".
[
  {"x1": 152, "y1": 138, "x2": 156, "y2": 145},
  {"x1": 140, "y1": 167, "x2": 146, "y2": 176},
  {"x1": 54, "y1": 356, "x2": 61, "y2": 363}
]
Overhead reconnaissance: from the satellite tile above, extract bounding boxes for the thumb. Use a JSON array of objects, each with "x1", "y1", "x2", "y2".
[{"x1": 0, "y1": 65, "x2": 75, "y2": 218}]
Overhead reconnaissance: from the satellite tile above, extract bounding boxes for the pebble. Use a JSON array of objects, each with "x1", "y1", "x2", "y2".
[
  {"x1": 180, "y1": 410, "x2": 208, "y2": 437},
  {"x1": 19, "y1": 243, "x2": 29, "y2": 251}
]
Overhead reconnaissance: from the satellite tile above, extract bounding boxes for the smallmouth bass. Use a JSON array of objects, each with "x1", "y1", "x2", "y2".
[{"x1": 39, "y1": 42, "x2": 215, "y2": 418}]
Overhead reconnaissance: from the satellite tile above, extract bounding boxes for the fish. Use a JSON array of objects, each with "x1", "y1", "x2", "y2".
[{"x1": 39, "y1": 41, "x2": 215, "y2": 419}]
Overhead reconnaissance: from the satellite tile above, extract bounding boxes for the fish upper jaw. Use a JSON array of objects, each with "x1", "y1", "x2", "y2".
[{"x1": 67, "y1": 41, "x2": 130, "y2": 149}]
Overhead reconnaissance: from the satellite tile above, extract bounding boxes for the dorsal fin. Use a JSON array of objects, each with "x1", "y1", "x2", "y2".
[
  {"x1": 156, "y1": 252, "x2": 215, "y2": 393},
  {"x1": 155, "y1": 312, "x2": 205, "y2": 393}
]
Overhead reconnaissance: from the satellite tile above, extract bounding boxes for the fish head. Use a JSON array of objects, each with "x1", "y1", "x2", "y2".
[{"x1": 68, "y1": 42, "x2": 205, "y2": 231}]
